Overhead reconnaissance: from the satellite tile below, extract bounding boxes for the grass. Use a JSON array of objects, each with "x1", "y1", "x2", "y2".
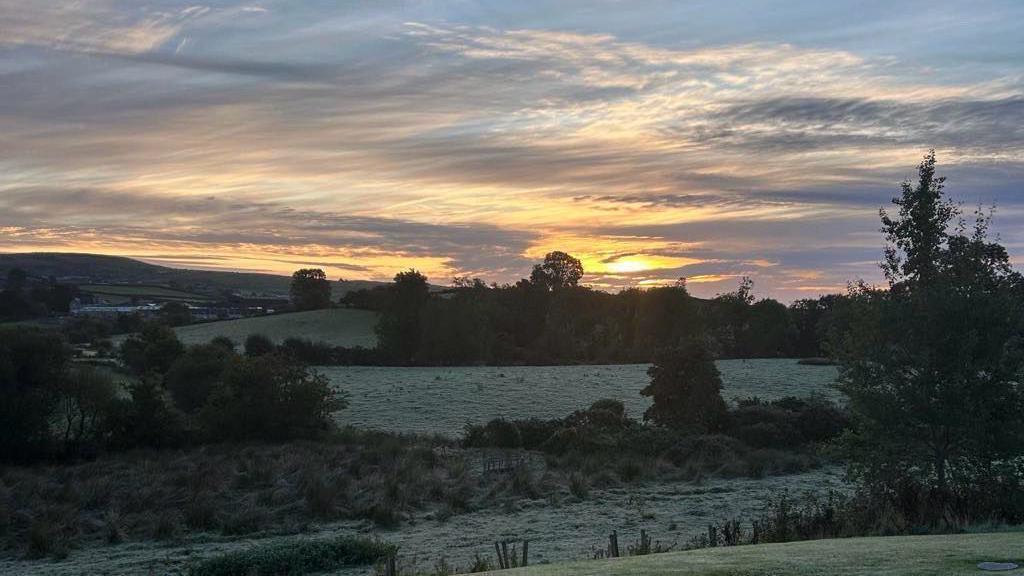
[
  {"x1": 171, "y1": 308, "x2": 378, "y2": 347},
  {"x1": 489, "y1": 532, "x2": 1024, "y2": 576},
  {"x1": 79, "y1": 284, "x2": 213, "y2": 303},
  {"x1": 190, "y1": 535, "x2": 395, "y2": 576}
]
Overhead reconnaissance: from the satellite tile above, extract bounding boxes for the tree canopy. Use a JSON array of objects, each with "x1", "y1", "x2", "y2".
[
  {"x1": 835, "y1": 151, "x2": 1024, "y2": 517},
  {"x1": 290, "y1": 268, "x2": 332, "y2": 311}
]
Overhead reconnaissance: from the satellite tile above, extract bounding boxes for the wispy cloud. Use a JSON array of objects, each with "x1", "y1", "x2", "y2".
[{"x1": 0, "y1": 2, "x2": 1022, "y2": 300}]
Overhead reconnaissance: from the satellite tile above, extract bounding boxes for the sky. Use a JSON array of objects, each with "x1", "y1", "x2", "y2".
[{"x1": 1, "y1": 1, "x2": 1022, "y2": 301}]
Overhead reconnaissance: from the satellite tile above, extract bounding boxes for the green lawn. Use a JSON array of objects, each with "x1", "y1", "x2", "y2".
[
  {"x1": 172, "y1": 308, "x2": 378, "y2": 348},
  {"x1": 495, "y1": 533, "x2": 1023, "y2": 576}
]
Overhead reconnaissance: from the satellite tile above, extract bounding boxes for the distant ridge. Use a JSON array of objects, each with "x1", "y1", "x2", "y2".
[{"x1": 0, "y1": 252, "x2": 388, "y2": 296}]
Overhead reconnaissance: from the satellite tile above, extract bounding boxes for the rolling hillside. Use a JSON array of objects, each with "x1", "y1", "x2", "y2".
[
  {"x1": 490, "y1": 532, "x2": 1023, "y2": 576},
  {"x1": 0, "y1": 252, "x2": 390, "y2": 297}
]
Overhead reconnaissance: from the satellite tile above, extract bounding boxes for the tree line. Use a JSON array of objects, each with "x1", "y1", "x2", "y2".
[{"x1": 333, "y1": 254, "x2": 856, "y2": 365}]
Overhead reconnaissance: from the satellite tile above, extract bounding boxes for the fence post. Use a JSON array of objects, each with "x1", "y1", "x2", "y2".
[{"x1": 522, "y1": 540, "x2": 529, "y2": 566}]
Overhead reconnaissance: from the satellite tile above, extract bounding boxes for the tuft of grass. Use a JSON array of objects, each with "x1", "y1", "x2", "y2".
[
  {"x1": 568, "y1": 472, "x2": 590, "y2": 500},
  {"x1": 190, "y1": 535, "x2": 395, "y2": 576}
]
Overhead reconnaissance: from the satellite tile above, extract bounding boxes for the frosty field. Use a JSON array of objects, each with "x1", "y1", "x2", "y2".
[
  {"x1": 0, "y1": 467, "x2": 848, "y2": 576},
  {"x1": 325, "y1": 359, "x2": 840, "y2": 436}
]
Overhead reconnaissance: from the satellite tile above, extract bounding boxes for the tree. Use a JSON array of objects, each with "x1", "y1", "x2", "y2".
[
  {"x1": 0, "y1": 327, "x2": 67, "y2": 461},
  {"x1": 119, "y1": 324, "x2": 184, "y2": 375},
  {"x1": 835, "y1": 151, "x2": 1024, "y2": 516},
  {"x1": 375, "y1": 269, "x2": 430, "y2": 363},
  {"x1": 290, "y1": 268, "x2": 332, "y2": 311},
  {"x1": 530, "y1": 251, "x2": 584, "y2": 290},
  {"x1": 641, "y1": 340, "x2": 728, "y2": 432},
  {"x1": 159, "y1": 301, "x2": 193, "y2": 326},
  {"x1": 56, "y1": 367, "x2": 119, "y2": 457},
  {"x1": 199, "y1": 354, "x2": 345, "y2": 441}
]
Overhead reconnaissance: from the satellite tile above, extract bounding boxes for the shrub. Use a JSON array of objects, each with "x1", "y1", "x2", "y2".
[
  {"x1": 108, "y1": 377, "x2": 186, "y2": 449},
  {"x1": 569, "y1": 472, "x2": 589, "y2": 499},
  {"x1": 642, "y1": 341, "x2": 728, "y2": 432},
  {"x1": 119, "y1": 323, "x2": 184, "y2": 376},
  {"x1": 191, "y1": 536, "x2": 395, "y2": 576},
  {"x1": 199, "y1": 354, "x2": 345, "y2": 442},
  {"x1": 164, "y1": 344, "x2": 233, "y2": 414},
  {"x1": 243, "y1": 333, "x2": 275, "y2": 357}
]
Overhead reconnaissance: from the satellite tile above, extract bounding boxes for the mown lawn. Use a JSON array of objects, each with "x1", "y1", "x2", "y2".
[{"x1": 492, "y1": 532, "x2": 1023, "y2": 576}]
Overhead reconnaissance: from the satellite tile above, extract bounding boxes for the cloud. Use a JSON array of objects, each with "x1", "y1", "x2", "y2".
[{"x1": 0, "y1": 6, "x2": 1022, "y2": 300}]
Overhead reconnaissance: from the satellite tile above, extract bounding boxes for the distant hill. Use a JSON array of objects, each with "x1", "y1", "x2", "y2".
[{"x1": 0, "y1": 252, "x2": 389, "y2": 298}]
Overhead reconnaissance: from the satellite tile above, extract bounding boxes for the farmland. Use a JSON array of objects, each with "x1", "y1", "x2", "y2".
[
  {"x1": 78, "y1": 284, "x2": 213, "y2": 304},
  {"x1": 326, "y1": 359, "x2": 840, "y2": 436},
  {"x1": 170, "y1": 308, "x2": 378, "y2": 348}
]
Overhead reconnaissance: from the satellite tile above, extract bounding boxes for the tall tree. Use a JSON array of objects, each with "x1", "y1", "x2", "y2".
[
  {"x1": 375, "y1": 269, "x2": 430, "y2": 363},
  {"x1": 835, "y1": 151, "x2": 1024, "y2": 512},
  {"x1": 530, "y1": 251, "x2": 584, "y2": 290},
  {"x1": 290, "y1": 268, "x2": 332, "y2": 311}
]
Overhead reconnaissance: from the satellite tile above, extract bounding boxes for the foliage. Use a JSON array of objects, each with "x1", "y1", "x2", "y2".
[
  {"x1": 290, "y1": 268, "x2": 332, "y2": 311},
  {"x1": 164, "y1": 343, "x2": 234, "y2": 413},
  {"x1": 191, "y1": 535, "x2": 395, "y2": 576},
  {"x1": 244, "y1": 333, "x2": 275, "y2": 357},
  {"x1": 109, "y1": 377, "x2": 187, "y2": 449},
  {"x1": 119, "y1": 323, "x2": 184, "y2": 375},
  {"x1": 0, "y1": 327, "x2": 67, "y2": 461},
  {"x1": 200, "y1": 354, "x2": 345, "y2": 442},
  {"x1": 642, "y1": 341, "x2": 728, "y2": 432},
  {"x1": 159, "y1": 301, "x2": 192, "y2": 326},
  {"x1": 353, "y1": 251, "x2": 840, "y2": 365},
  {"x1": 834, "y1": 151, "x2": 1024, "y2": 524},
  {"x1": 530, "y1": 251, "x2": 584, "y2": 291},
  {"x1": 375, "y1": 269, "x2": 430, "y2": 363},
  {"x1": 54, "y1": 366, "x2": 120, "y2": 457}
]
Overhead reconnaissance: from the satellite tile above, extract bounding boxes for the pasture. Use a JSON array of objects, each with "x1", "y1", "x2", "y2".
[
  {"x1": 171, "y1": 308, "x2": 378, "y2": 348},
  {"x1": 326, "y1": 359, "x2": 839, "y2": 436},
  {"x1": 78, "y1": 284, "x2": 212, "y2": 304}
]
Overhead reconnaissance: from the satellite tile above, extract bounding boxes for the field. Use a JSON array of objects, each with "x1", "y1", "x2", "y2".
[
  {"x1": 325, "y1": 359, "x2": 840, "y2": 436},
  {"x1": 171, "y1": 308, "x2": 379, "y2": 347},
  {"x1": 0, "y1": 465, "x2": 848, "y2": 575},
  {"x1": 488, "y1": 531, "x2": 1024, "y2": 576},
  {"x1": 79, "y1": 284, "x2": 213, "y2": 304}
]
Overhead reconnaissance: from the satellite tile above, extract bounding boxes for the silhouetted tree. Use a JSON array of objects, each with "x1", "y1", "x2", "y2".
[
  {"x1": 375, "y1": 269, "x2": 430, "y2": 363},
  {"x1": 641, "y1": 340, "x2": 727, "y2": 432},
  {"x1": 159, "y1": 301, "x2": 192, "y2": 326},
  {"x1": 290, "y1": 268, "x2": 332, "y2": 311},
  {"x1": 530, "y1": 251, "x2": 584, "y2": 290},
  {"x1": 835, "y1": 151, "x2": 1024, "y2": 510}
]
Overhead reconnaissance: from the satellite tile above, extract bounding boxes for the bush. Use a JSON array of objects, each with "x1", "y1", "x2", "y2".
[
  {"x1": 164, "y1": 344, "x2": 233, "y2": 414},
  {"x1": 243, "y1": 333, "x2": 275, "y2": 357},
  {"x1": 199, "y1": 354, "x2": 345, "y2": 442},
  {"x1": 108, "y1": 377, "x2": 186, "y2": 450},
  {"x1": 119, "y1": 324, "x2": 183, "y2": 375},
  {"x1": 191, "y1": 536, "x2": 395, "y2": 576}
]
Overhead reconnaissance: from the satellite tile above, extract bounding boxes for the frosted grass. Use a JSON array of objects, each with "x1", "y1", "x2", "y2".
[{"x1": 324, "y1": 359, "x2": 839, "y2": 436}]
